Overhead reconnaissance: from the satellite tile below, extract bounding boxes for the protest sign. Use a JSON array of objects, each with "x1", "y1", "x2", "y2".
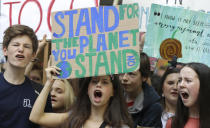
[
  {"x1": 144, "y1": 4, "x2": 210, "y2": 66},
  {"x1": 123, "y1": 0, "x2": 210, "y2": 32},
  {"x1": 0, "y1": 0, "x2": 99, "y2": 43},
  {"x1": 51, "y1": 4, "x2": 140, "y2": 79}
]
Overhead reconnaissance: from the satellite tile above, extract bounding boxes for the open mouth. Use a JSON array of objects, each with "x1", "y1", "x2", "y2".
[
  {"x1": 181, "y1": 92, "x2": 189, "y2": 99},
  {"x1": 16, "y1": 54, "x2": 25, "y2": 59},
  {"x1": 94, "y1": 90, "x2": 102, "y2": 98}
]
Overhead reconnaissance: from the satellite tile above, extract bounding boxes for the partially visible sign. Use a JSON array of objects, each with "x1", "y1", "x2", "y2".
[
  {"x1": 51, "y1": 4, "x2": 140, "y2": 79},
  {"x1": 0, "y1": 0, "x2": 99, "y2": 43},
  {"x1": 144, "y1": 4, "x2": 210, "y2": 66},
  {"x1": 123, "y1": 0, "x2": 210, "y2": 32}
]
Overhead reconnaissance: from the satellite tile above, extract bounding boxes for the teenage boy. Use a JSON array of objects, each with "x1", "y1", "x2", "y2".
[
  {"x1": 119, "y1": 52, "x2": 162, "y2": 128},
  {"x1": 0, "y1": 24, "x2": 52, "y2": 128}
]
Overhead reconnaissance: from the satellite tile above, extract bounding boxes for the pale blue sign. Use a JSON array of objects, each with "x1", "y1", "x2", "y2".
[{"x1": 144, "y1": 4, "x2": 210, "y2": 66}]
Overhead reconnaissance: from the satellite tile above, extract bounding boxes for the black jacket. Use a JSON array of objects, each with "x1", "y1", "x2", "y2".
[{"x1": 131, "y1": 82, "x2": 162, "y2": 128}]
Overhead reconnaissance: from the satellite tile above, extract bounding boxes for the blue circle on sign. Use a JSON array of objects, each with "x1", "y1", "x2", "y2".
[{"x1": 56, "y1": 61, "x2": 72, "y2": 79}]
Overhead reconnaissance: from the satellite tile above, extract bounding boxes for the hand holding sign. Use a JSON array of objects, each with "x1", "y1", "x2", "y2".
[{"x1": 45, "y1": 66, "x2": 61, "y2": 81}]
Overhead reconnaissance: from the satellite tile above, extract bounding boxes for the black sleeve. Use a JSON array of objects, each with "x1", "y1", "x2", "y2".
[{"x1": 141, "y1": 103, "x2": 163, "y2": 127}]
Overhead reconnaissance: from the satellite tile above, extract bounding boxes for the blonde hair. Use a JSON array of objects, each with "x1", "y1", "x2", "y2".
[{"x1": 56, "y1": 79, "x2": 75, "y2": 112}]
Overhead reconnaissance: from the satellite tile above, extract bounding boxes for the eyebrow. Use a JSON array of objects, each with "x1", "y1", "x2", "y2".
[
  {"x1": 11, "y1": 41, "x2": 32, "y2": 45},
  {"x1": 183, "y1": 77, "x2": 193, "y2": 80},
  {"x1": 24, "y1": 43, "x2": 32, "y2": 45},
  {"x1": 10, "y1": 41, "x2": 19, "y2": 44}
]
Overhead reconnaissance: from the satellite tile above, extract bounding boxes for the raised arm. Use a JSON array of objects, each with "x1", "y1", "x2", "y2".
[
  {"x1": 29, "y1": 66, "x2": 69, "y2": 127},
  {"x1": 25, "y1": 34, "x2": 48, "y2": 76}
]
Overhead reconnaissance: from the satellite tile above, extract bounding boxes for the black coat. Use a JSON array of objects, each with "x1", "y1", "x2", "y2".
[{"x1": 132, "y1": 82, "x2": 163, "y2": 128}]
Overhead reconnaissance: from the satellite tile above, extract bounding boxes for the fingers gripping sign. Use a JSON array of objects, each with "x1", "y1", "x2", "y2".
[{"x1": 45, "y1": 66, "x2": 61, "y2": 81}]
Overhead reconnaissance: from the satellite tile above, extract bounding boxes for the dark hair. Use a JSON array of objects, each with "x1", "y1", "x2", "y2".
[
  {"x1": 100, "y1": 0, "x2": 122, "y2": 5},
  {"x1": 158, "y1": 67, "x2": 180, "y2": 107},
  {"x1": 67, "y1": 75, "x2": 133, "y2": 128},
  {"x1": 31, "y1": 64, "x2": 43, "y2": 79},
  {"x1": 3, "y1": 24, "x2": 38, "y2": 54},
  {"x1": 139, "y1": 52, "x2": 151, "y2": 78},
  {"x1": 151, "y1": 74, "x2": 161, "y2": 93},
  {"x1": 172, "y1": 62, "x2": 210, "y2": 128}
]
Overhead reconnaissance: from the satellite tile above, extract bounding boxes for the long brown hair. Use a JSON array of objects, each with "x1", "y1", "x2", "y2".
[
  {"x1": 172, "y1": 63, "x2": 210, "y2": 128},
  {"x1": 67, "y1": 75, "x2": 133, "y2": 128}
]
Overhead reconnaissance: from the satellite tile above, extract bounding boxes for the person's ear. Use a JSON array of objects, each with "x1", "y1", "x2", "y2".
[{"x1": 3, "y1": 47, "x2": 8, "y2": 57}]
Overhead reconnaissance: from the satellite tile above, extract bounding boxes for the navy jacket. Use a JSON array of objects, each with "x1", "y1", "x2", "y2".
[{"x1": 131, "y1": 82, "x2": 163, "y2": 128}]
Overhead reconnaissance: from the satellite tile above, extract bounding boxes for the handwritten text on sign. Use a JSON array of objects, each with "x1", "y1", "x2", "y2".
[
  {"x1": 51, "y1": 4, "x2": 140, "y2": 79},
  {"x1": 0, "y1": 0, "x2": 99, "y2": 43},
  {"x1": 123, "y1": 0, "x2": 210, "y2": 32},
  {"x1": 144, "y1": 4, "x2": 210, "y2": 66}
]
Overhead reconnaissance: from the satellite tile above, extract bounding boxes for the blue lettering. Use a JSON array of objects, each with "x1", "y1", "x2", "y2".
[
  {"x1": 53, "y1": 12, "x2": 65, "y2": 38},
  {"x1": 68, "y1": 49, "x2": 76, "y2": 59},
  {"x1": 60, "y1": 49, "x2": 66, "y2": 61},
  {"x1": 97, "y1": 34, "x2": 107, "y2": 52},
  {"x1": 80, "y1": 36, "x2": 89, "y2": 53},
  {"x1": 104, "y1": 6, "x2": 119, "y2": 32},
  {"x1": 75, "y1": 8, "x2": 91, "y2": 36},
  {"x1": 127, "y1": 56, "x2": 135, "y2": 66},
  {"x1": 52, "y1": 50, "x2": 60, "y2": 61},
  {"x1": 65, "y1": 10, "x2": 78, "y2": 38},
  {"x1": 91, "y1": 7, "x2": 104, "y2": 33}
]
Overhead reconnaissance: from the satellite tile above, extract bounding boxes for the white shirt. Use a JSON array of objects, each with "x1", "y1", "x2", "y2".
[{"x1": 161, "y1": 112, "x2": 174, "y2": 128}]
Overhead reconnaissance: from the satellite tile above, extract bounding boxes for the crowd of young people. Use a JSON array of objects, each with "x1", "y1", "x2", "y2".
[{"x1": 1, "y1": 8, "x2": 210, "y2": 128}]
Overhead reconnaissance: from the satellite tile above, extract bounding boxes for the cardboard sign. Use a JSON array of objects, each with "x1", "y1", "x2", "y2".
[
  {"x1": 51, "y1": 4, "x2": 140, "y2": 79},
  {"x1": 144, "y1": 4, "x2": 210, "y2": 66},
  {"x1": 0, "y1": 0, "x2": 99, "y2": 43}
]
